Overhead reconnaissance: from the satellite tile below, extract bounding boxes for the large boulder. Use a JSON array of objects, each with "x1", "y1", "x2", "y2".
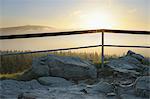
[
  {"x1": 0, "y1": 79, "x2": 47, "y2": 98},
  {"x1": 135, "y1": 76, "x2": 150, "y2": 98},
  {"x1": 0, "y1": 79, "x2": 109, "y2": 99},
  {"x1": 106, "y1": 50, "x2": 148, "y2": 76},
  {"x1": 37, "y1": 76, "x2": 73, "y2": 87},
  {"x1": 0, "y1": 79, "x2": 46, "y2": 90},
  {"x1": 20, "y1": 55, "x2": 97, "y2": 80},
  {"x1": 47, "y1": 55, "x2": 97, "y2": 80},
  {"x1": 19, "y1": 58, "x2": 49, "y2": 80}
]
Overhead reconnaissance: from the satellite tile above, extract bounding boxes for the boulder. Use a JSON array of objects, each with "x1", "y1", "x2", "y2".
[
  {"x1": 106, "y1": 50, "x2": 147, "y2": 76},
  {"x1": 0, "y1": 79, "x2": 108, "y2": 99},
  {"x1": 37, "y1": 76, "x2": 73, "y2": 87},
  {"x1": 135, "y1": 76, "x2": 150, "y2": 98},
  {"x1": 120, "y1": 94, "x2": 147, "y2": 99},
  {"x1": 0, "y1": 79, "x2": 46, "y2": 90},
  {"x1": 19, "y1": 57, "x2": 49, "y2": 80},
  {"x1": 20, "y1": 55, "x2": 97, "y2": 80},
  {"x1": 0, "y1": 79, "x2": 47, "y2": 98},
  {"x1": 127, "y1": 50, "x2": 146, "y2": 63},
  {"x1": 143, "y1": 66, "x2": 150, "y2": 76},
  {"x1": 47, "y1": 55, "x2": 97, "y2": 80},
  {"x1": 87, "y1": 81, "x2": 114, "y2": 94},
  {"x1": 18, "y1": 92, "x2": 36, "y2": 99}
]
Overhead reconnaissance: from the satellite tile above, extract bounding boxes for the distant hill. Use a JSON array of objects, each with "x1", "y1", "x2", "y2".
[{"x1": 0, "y1": 25, "x2": 59, "y2": 35}]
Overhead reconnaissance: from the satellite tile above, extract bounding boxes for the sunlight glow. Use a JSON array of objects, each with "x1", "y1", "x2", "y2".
[{"x1": 79, "y1": 12, "x2": 116, "y2": 29}]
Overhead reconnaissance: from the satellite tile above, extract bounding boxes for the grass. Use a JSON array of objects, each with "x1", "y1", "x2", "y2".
[
  {"x1": 94, "y1": 61, "x2": 109, "y2": 69},
  {"x1": 0, "y1": 61, "x2": 109, "y2": 80},
  {"x1": 0, "y1": 72, "x2": 24, "y2": 80}
]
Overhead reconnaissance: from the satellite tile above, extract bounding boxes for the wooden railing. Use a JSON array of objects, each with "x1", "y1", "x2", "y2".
[{"x1": 0, "y1": 29, "x2": 150, "y2": 67}]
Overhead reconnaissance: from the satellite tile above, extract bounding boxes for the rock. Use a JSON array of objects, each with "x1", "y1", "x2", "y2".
[
  {"x1": 106, "y1": 51, "x2": 147, "y2": 76},
  {"x1": 127, "y1": 50, "x2": 145, "y2": 63},
  {"x1": 120, "y1": 94, "x2": 148, "y2": 99},
  {"x1": 19, "y1": 57, "x2": 49, "y2": 80},
  {"x1": 106, "y1": 92, "x2": 116, "y2": 96},
  {"x1": 127, "y1": 50, "x2": 135, "y2": 55},
  {"x1": 142, "y1": 58, "x2": 150, "y2": 66},
  {"x1": 38, "y1": 76, "x2": 73, "y2": 87},
  {"x1": 78, "y1": 79, "x2": 97, "y2": 85},
  {"x1": 0, "y1": 79, "x2": 48, "y2": 98},
  {"x1": 47, "y1": 55, "x2": 97, "y2": 80},
  {"x1": 135, "y1": 76, "x2": 150, "y2": 98},
  {"x1": 0, "y1": 79, "x2": 47, "y2": 91},
  {"x1": 26, "y1": 80, "x2": 47, "y2": 90},
  {"x1": 1, "y1": 79, "x2": 110, "y2": 99},
  {"x1": 20, "y1": 55, "x2": 97, "y2": 81},
  {"x1": 143, "y1": 66, "x2": 150, "y2": 76},
  {"x1": 18, "y1": 92, "x2": 36, "y2": 99},
  {"x1": 87, "y1": 81, "x2": 114, "y2": 94},
  {"x1": 127, "y1": 50, "x2": 149, "y2": 65}
]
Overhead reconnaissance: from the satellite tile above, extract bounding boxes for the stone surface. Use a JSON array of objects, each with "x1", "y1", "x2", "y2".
[
  {"x1": 20, "y1": 55, "x2": 97, "y2": 81},
  {"x1": 106, "y1": 50, "x2": 148, "y2": 76},
  {"x1": 18, "y1": 92, "x2": 36, "y2": 99},
  {"x1": 38, "y1": 76, "x2": 73, "y2": 87},
  {"x1": 47, "y1": 55, "x2": 97, "y2": 80},
  {"x1": 127, "y1": 50, "x2": 146, "y2": 63},
  {"x1": 87, "y1": 81, "x2": 114, "y2": 94},
  {"x1": 143, "y1": 66, "x2": 150, "y2": 76},
  {"x1": 135, "y1": 76, "x2": 150, "y2": 98},
  {"x1": 0, "y1": 79, "x2": 111, "y2": 99},
  {"x1": 0, "y1": 50, "x2": 149, "y2": 99},
  {"x1": 1, "y1": 76, "x2": 149, "y2": 99},
  {"x1": 0, "y1": 79, "x2": 47, "y2": 99},
  {"x1": 19, "y1": 57, "x2": 49, "y2": 80},
  {"x1": 0, "y1": 79, "x2": 47, "y2": 90},
  {"x1": 120, "y1": 94, "x2": 148, "y2": 99}
]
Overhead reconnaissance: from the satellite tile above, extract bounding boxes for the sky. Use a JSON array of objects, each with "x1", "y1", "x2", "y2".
[
  {"x1": 0, "y1": 0, "x2": 150, "y2": 56},
  {"x1": 0, "y1": 0, "x2": 150, "y2": 30}
]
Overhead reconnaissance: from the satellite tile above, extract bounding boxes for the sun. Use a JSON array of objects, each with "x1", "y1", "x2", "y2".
[{"x1": 79, "y1": 12, "x2": 115, "y2": 29}]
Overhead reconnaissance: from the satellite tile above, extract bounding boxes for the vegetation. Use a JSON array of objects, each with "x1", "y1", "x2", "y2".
[
  {"x1": 0, "y1": 72, "x2": 24, "y2": 80},
  {"x1": 0, "y1": 50, "x2": 119, "y2": 74}
]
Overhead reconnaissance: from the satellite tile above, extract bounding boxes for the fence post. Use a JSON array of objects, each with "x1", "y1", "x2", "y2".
[{"x1": 101, "y1": 30, "x2": 104, "y2": 68}]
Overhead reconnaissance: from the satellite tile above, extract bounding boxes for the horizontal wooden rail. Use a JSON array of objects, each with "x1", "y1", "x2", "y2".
[
  {"x1": 0, "y1": 29, "x2": 150, "y2": 40},
  {"x1": 105, "y1": 45, "x2": 150, "y2": 48},
  {"x1": 0, "y1": 45, "x2": 102, "y2": 56},
  {"x1": 1, "y1": 44, "x2": 150, "y2": 56}
]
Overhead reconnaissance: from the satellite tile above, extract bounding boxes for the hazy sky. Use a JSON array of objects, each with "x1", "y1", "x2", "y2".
[
  {"x1": 1, "y1": 0, "x2": 150, "y2": 30},
  {"x1": 0, "y1": 0, "x2": 150, "y2": 56}
]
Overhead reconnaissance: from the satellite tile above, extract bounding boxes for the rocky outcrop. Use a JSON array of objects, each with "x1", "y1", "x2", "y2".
[
  {"x1": 38, "y1": 76, "x2": 73, "y2": 87},
  {"x1": 0, "y1": 79, "x2": 117, "y2": 99},
  {"x1": 20, "y1": 55, "x2": 97, "y2": 81},
  {"x1": 0, "y1": 79, "x2": 47, "y2": 90},
  {"x1": 0, "y1": 79, "x2": 47, "y2": 98},
  {"x1": 135, "y1": 76, "x2": 150, "y2": 98},
  {"x1": 106, "y1": 50, "x2": 149, "y2": 76},
  {"x1": 1, "y1": 50, "x2": 149, "y2": 99},
  {"x1": 87, "y1": 81, "x2": 114, "y2": 94}
]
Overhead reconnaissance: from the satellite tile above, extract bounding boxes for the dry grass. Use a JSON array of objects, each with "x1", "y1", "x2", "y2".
[{"x1": 0, "y1": 72, "x2": 24, "y2": 80}]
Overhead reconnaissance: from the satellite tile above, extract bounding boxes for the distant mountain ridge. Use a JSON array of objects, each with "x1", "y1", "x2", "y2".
[{"x1": 0, "y1": 25, "x2": 58, "y2": 35}]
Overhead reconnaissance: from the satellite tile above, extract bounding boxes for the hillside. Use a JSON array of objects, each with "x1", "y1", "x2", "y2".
[{"x1": 0, "y1": 25, "x2": 59, "y2": 35}]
